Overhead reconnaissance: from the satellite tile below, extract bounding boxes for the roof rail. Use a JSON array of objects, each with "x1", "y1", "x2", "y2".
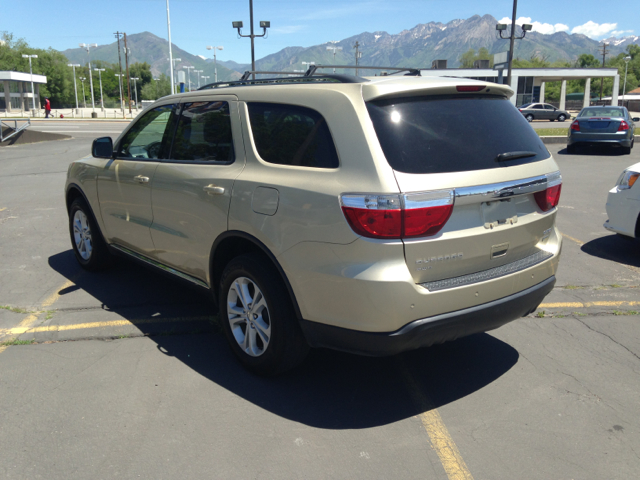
[{"x1": 196, "y1": 64, "x2": 422, "y2": 91}]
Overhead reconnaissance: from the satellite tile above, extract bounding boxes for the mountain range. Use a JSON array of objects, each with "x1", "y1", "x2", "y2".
[{"x1": 62, "y1": 14, "x2": 639, "y2": 81}]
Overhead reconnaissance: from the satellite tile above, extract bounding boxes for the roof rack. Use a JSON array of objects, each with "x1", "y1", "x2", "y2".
[{"x1": 197, "y1": 64, "x2": 422, "y2": 91}]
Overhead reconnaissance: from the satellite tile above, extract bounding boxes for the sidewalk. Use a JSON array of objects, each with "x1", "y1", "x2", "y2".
[{"x1": 2, "y1": 107, "x2": 141, "y2": 120}]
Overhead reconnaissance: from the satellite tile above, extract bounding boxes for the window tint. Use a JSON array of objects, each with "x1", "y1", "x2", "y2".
[
  {"x1": 247, "y1": 102, "x2": 339, "y2": 168},
  {"x1": 170, "y1": 101, "x2": 235, "y2": 162},
  {"x1": 580, "y1": 108, "x2": 624, "y2": 118},
  {"x1": 366, "y1": 95, "x2": 550, "y2": 174},
  {"x1": 532, "y1": 104, "x2": 543, "y2": 109},
  {"x1": 117, "y1": 104, "x2": 175, "y2": 159}
]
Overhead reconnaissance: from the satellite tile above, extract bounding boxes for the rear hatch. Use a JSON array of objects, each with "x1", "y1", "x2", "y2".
[{"x1": 365, "y1": 89, "x2": 560, "y2": 288}]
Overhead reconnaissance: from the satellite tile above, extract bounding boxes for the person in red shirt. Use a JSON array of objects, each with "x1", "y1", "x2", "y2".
[{"x1": 44, "y1": 98, "x2": 52, "y2": 118}]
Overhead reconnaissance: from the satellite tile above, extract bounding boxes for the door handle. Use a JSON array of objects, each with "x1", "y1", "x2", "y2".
[
  {"x1": 134, "y1": 175, "x2": 150, "y2": 184},
  {"x1": 204, "y1": 184, "x2": 225, "y2": 195}
]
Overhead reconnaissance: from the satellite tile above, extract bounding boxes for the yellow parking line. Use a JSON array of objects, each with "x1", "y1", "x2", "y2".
[
  {"x1": 0, "y1": 315, "x2": 213, "y2": 336},
  {"x1": 539, "y1": 301, "x2": 640, "y2": 309},
  {"x1": 400, "y1": 363, "x2": 474, "y2": 480},
  {"x1": 561, "y1": 233, "x2": 585, "y2": 246}
]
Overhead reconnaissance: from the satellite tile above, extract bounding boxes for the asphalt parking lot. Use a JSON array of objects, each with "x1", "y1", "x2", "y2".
[{"x1": 1, "y1": 126, "x2": 639, "y2": 479}]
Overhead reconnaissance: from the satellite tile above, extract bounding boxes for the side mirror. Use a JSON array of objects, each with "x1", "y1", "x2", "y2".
[
  {"x1": 92, "y1": 137, "x2": 113, "y2": 158},
  {"x1": 632, "y1": 117, "x2": 640, "y2": 122}
]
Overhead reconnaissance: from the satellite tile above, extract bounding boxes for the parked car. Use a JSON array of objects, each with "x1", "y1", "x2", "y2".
[
  {"x1": 567, "y1": 106, "x2": 638, "y2": 154},
  {"x1": 604, "y1": 162, "x2": 640, "y2": 239},
  {"x1": 66, "y1": 73, "x2": 562, "y2": 375},
  {"x1": 519, "y1": 103, "x2": 570, "y2": 122}
]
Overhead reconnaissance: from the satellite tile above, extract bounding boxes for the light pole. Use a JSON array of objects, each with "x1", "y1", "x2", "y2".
[
  {"x1": 153, "y1": 77, "x2": 160, "y2": 98},
  {"x1": 621, "y1": 55, "x2": 631, "y2": 107},
  {"x1": 193, "y1": 70, "x2": 203, "y2": 88},
  {"x1": 94, "y1": 68, "x2": 105, "y2": 110},
  {"x1": 326, "y1": 42, "x2": 342, "y2": 74},
  {"x1": 166, "y1": 0, "x2": 175, "y2": 96},
  {"x1": 115, "y1": 73, "x2": 125, "y2": 111},
  {"x1": 79, "y1": 43, "x2": 98, "y2": 112},
  {"x1": 201, "y1": 75, "x2": 210, "y2": 86},
  {"x1": 232, "y1": 1, "x2": 270, "y2": 80},
  {"x1": 130, "y1": 77, "x2": 139, "y2": 110},
  {"x1": 206, "y1": 45, "x2": 224, "y2": 82},
  {"x1": 183, "y1": 66, "x2": 194, "y2": 91},
  {"x1": 167, "y1": 57, "x2": 181, "y2": 93},
  {"x1": 79, "y1": 77, "x2": 87, "y2": 108},
  {"x1": 67, "y1": 63, "x2": 80, "y2": 112},
  {"x1": 495, "y1": 1, "x2": 532, "y2": 86},
  {"x1": 21, "y1": 54, "x2": 38, "y2": 113}
]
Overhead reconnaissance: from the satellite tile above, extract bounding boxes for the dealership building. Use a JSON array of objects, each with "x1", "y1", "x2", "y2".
[{"x1": 0, "y1": 71, "x2": 47, "y2": 112}]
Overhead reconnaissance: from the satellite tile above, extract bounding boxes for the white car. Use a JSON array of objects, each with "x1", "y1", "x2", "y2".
[{"x1": 604, "y1": 162, "x2": 640, "y2": 239}]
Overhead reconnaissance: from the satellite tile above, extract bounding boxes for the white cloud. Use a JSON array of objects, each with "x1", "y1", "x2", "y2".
[
  {"x1": 611, "y1": 30, "x2": 634, "y2": 36},
  {"x1": 571, "y1": 21, "x2": 617, "y2": 39},
  {"x1": 497, "y1": 16, "x2": 569, "y2": 35}
]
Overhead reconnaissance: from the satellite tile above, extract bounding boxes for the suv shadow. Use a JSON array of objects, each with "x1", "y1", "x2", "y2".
[
  {"x1": 48, "y1": 250, "x2": 519, "y2": 429},
  {"x1": 580, "y1": 235, "x2": 640, "y2": 268},
  {"x1": 558, "y1": 145, "x2": 629, "y2": 156}
]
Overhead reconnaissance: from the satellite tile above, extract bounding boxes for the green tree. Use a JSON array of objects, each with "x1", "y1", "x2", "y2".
[
  {"x1": 458, "y1": 48, "x2": 494, "y2": 68},
  {"x1": 141, "y1": 74, "x2": 171, "y2": 100}
]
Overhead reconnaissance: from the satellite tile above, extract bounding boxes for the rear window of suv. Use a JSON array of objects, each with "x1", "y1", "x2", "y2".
[{"x1": 366, "y1": 95, "x2": 550, "y2": 174}]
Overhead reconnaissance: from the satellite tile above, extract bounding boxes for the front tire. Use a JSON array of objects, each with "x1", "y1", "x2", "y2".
[
  {"x1": 219, "y1": 253, "x2": 309, "y2": 375},
  {"x1": 69, "y1": 198, "x2": 111, "y2": 271},
  {"x1": 558, "y1": 114, "x2": 567, "y2": 122},
  {"x1": 525, "y1": 114, "x2": 534, "y2": 122}
]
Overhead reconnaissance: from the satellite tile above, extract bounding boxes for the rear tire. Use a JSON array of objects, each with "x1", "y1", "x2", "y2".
[
  {"x1": 621, "y1": 145, "x2": 632, "y2": 155},
  {"x1": 567, "y1": 144, "x2": 577, "y2": 154},
  {"x1": 219, "y1": 253, "x2": 309, "y2": 376},
  {"x1": 69, "y1": 197, "x2": 111, "y2": 271},
  {"x1": 525, "y1": 114, "x2": 534, "y2": 122}
]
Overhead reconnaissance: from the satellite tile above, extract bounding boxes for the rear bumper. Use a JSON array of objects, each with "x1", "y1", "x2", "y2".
[
  {"x1": 568, "y1": 133, "x2": 633, "y2": 147},
  {"x1": 300, "y1": 276, "x2": 555, "y2": 356}
]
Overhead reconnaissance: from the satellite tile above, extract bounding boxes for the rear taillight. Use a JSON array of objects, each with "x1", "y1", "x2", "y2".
[
  {"x1": 534, "y1": 172, "x2": 562, "y2": 212},
  {"x1": 570, "y1": 120, "x2": 580, "y2": 131},
  {"x1": 618, "y1": 120, "x2": 630, "y2": 131},
  {"x1": 341, "y1": 190, "x2": 454, "y2": 239}
]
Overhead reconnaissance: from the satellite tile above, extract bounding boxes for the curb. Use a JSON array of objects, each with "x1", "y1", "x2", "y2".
[{"x1": 541, "y1": 135, "x2": 640, "y2": 145}]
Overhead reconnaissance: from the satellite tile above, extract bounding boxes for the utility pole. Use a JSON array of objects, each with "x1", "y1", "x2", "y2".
[
  {"x1": 599, "y1": 42, "x2": 610, "y2": 104},
  {"x1": 353, "y1": 41, "x2": 362, "y2": 76},
  {"x1": 124, "y1": 34, "x2": 132, "y2": 113},
  {"x1": 114, "y1": 32, "x2": 124, "y2": 110}
]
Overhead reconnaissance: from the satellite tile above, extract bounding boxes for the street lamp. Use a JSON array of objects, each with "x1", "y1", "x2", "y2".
[
  {"x1": 166, "y1": 0, "x2": 175, "y2": 96},
  {"x1": 79, "y1": 77, "x2": 87, "y2": 108},
  {"x1": 326, "y1": 43, "x2": 343, "y2": 74},
  {"x1": 115, "y1": 73, "x2": 125, "y2": 110},
  {"x1": 130, "y1": 77, "x2": 140, "y2": 110},
  {"x1": 201, "y1": 75, "x2": 210, "y2": 86},
  {"x1": 183, "y1": 65, "x2": 194, "y2": 91},
  {"x1": 167, "y1": 57, "x2": 181, "y2": 93},
  {"x1": 206, "y1": 46, "x2": 224, "y2": 82},
  {"x1": 495, "y1": 0, "x2": 532, "y2": 86},
  {"x1": 79, "y1": 43, "x2": 98, "y2": 112},
  {"x1": 94, "y1": 68, "x2": 105, "y2": 110},
  {"x1": 193, "y1": 70, "x2": 203, "y2": 88},
  {"x1": 622, "y1": 55, "x2": 632, "y2": 107},
  {"x1": 21, "y1": 54, "x2": 38, "y2": 113},
  {"x1": 153, "y1": 77, "x2": 160, "y2": 98},
  {"x1": 232, "y1": 1, "x2": 270, "y2": 80},
  {"x1": 67, "y1": 64, "x2": 81, "y2": 112}
]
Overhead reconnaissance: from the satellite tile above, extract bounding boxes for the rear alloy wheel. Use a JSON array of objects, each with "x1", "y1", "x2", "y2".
[
  {"x1": 69, "y1": 197, "x2": 111, "y2": 271},
  {"x1": 525, "y1": 114, "x2": 534, "y2": 122},
  {"x1": 558, "y1": 114, "x2": 567, "y2": 122},
  {"x1": 220, "y1": 253, "x2": 309, "y2": 375}
]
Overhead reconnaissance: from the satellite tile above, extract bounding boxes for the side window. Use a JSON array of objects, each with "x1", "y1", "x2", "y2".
[
  {"x1": 170, "y1": 101, "x2": 235, "y2": 163},
  {"x1": 532, "y1": 104, "x2": 543, "y2": 109},
  {"x1": 117, "y1": 104, "x2": 176, "y2": 159},
  {"x1": 544, "y1": 105, "x2": 555, "y2": 110},
  {"x1": 247, "y1": 102, "x2": 339, "y2": 168}
]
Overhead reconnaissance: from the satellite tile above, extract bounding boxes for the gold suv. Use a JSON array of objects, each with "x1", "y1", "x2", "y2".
[{"x1": 66, "y1": 72, "x2": 562, "y2": 375}]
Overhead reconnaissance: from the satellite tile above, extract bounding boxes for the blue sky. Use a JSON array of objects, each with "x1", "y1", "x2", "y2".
[{"x1": 5, "y1": 0, "x2": 638, "y2": 63}]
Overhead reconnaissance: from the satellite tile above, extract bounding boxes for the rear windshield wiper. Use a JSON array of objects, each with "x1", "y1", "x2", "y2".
[{"x1": 495, "y1": 151, "x2": 537, "y2": 162}]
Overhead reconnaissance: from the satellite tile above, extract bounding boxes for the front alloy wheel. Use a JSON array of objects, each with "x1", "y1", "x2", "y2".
[
  {"x1": 73, "y1": 209, "x2": 93, "y2": 261},
  {"x1": 227, "y1": 277, "x2": 271, "y2": 357}
]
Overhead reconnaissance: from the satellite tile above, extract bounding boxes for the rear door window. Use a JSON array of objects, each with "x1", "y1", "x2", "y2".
[
  {"x1": 170, "y1": 101, "x2": 235, "y2": 163},
  {"x1": 247, "y1": 102, "x2": 339, "y2": 168},
  {"x1": 366, "y1": 95, "x2": 549, "y2": 174}
]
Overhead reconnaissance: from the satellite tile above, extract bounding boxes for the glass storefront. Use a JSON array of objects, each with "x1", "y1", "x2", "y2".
[{"x1": 516, "y1": 76, "x2": 534, "y2": 106}]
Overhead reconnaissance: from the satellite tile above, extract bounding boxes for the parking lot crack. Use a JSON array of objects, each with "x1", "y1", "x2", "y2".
[{"x1": 574, "y1": 318, "x2": 640, "y2": 362}]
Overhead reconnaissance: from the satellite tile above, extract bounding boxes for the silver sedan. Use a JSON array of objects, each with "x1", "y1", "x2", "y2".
[{"x1": 519, "y1": 103, "x2": 570, "y2": 122}]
